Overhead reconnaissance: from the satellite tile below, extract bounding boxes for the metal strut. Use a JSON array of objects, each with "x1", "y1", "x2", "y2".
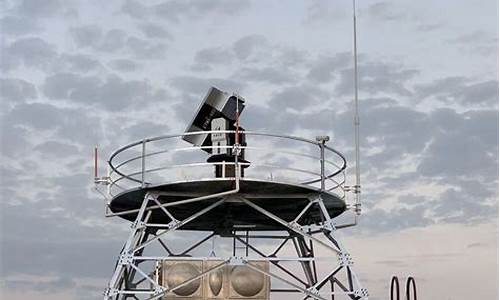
[{"x1": 103, "y1": 191, "x2": 368, "y2": 300}]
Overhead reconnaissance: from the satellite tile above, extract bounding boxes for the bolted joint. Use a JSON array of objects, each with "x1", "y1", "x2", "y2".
[
  {"x1": 232, "y1": 143, "x2": 242, "y2": 156},
  {"x1": 315, "y1": 135, "x2": 330, "y2": 143},
  {"x1": 94, "y1": 176, "x2": 111, "y2": 185},
  {"x1": 167, "y1": 219, "x2": 181, "y2": 230},
  {"x1": 118, "y1": 252, "x2": 134, "y2": 266},
  {"x1": 307, "y1": 287, "x2": 320, "y2": 296},
  {"x1": 354, "y1": 203, "x2": 362, "y2": 215},
  {"x1": 104, "y1": 287, "x2": 119, "y2": 297},
  {"x1": 288, "y1": 221, "x2": 303, "y2": 231},
  {"x1": 229, "y1": 256, "x2": 247, "y2": 266},
  {"x1": 322, "y1": 219, "x2": 337, "y2": 231},
  {"x1": 354, "y1": 288, "x2": 369, "y2": 298},
  {"x1": 131, "y1": 220, "x2": 145, "y2": 229},
  {"x1": 338, "y1": 252, "x2": 353, "y2": 266},
  {"x1": 153, "y1": 286, "x2": 166, "y2": 296}
]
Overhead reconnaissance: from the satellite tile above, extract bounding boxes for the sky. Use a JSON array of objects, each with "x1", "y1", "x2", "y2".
[{"x1": 0, "y1": 0, "x2": 498, "y2": 299}]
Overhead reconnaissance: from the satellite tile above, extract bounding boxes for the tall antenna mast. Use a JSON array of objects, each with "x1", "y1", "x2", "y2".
[{"x1": 352, "y1": 0, "x2": 361, "y2": 215}]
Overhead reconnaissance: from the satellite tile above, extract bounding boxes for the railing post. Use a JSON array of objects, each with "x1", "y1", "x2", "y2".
[
  {"x1": 316, "y1": 136, "x2": 330, "y2": 192},
  {"x1": 141, "y1": 139, "x2": 146, "y2": 188},
  {"x1": 320, "y1": 143, "x2": 325, "y2": 191}
]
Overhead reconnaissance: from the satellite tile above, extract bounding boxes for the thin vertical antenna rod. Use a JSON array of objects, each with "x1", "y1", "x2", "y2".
[
  {"x1": 352, "y1": 0, "x2": 361, "y2": 215},
  {"x1": 94, "y1": 145, "x2": 98, "y2": 179}
]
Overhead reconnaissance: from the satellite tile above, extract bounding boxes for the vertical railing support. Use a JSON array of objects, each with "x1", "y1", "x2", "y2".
[
  {"x1": 316, "y1": 136, "x2": 330, "y2": 192},
  {"x1": 320, "y1": 143, "x2": 325, "y2": 191},
  {"x1": 141, "y1": 139, "x2": 146, "y2": 188}
]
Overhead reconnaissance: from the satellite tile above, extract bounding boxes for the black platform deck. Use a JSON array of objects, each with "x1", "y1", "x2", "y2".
[{"x1": 109, "y1": 179, "x2": 346, "y2": 232}]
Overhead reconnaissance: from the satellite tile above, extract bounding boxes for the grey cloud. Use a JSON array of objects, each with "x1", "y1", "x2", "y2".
[
  {"x1": 7, "y1": 102, "x2": 64, "y2": 130},
  {"x1": 366, "y1": 2, "x2": 406, "y2": 21},
  {"x1": 432, "y1": 188, "x2": 497, "y2": 223},
  {"x1": 0, "y1": 200, "x2": 122, "y2": 279},
  {"x1": 121, "y1": 0, "x2": 149, "y2": 19},
  {"x1": 0, "y1": 124, "x2": 30, "y2": 157},
  {"x1": 447, "y1": 30, "x2": 497, "y2": 45},
  {"x1": 233, "y1": 35, "x2": 269, "y2": 61},
  {"x1": 123, "y1": 122, "x2": 169, "y2": 141},
  {"x1": 336, "y1": 62, "x2": 419, "y2": 96},
  {"x1": 33, "y1": 141, "x2": 80, "y2": 158},
  {"x1": 154, "y1": 0, "x2": 250, "y2": 22},
  {"x1": 358, "y1": 204, "x2": 433, "y2": 233},
  {"x1": 70, "y1": 25, "x2": 168, "y2": 59},
  {"x1": 398, "y1": 194, "x2": 427, "y2": 206},
  {"x1": 417, "y1": 109, "x2": 498, "y2": 178},
  {"x1": 0, "y1": 78, "x2": 37, "y2": 104},
  {"x1": 456, "y1": 80, "x2": 499, "y2": 106},
  {"x1": 307, "y1": 52, "x2": 352, "y2": 83},
  {"x1": 417, "y1": 130, "x2": 498, "y2": 179},
  {"x1": 334, "y1": 98, "x2": 432, "y2": 165},
  {"x1": 121, "y1": 0, "x2": 250, "y2": 22},
  {"x1": 3, "y1": 102, "x2": 103, "y2": 148},
  {"x1": 0, "y1": 15, "x2": 39, "y2": 35},
  {"x1": 170, "y1": 76, "x2": 245, "y2": 97},
  {"x1": 139, "y1": 22, "x2": 173, "y2": 40},
  {"x1": 59, "y1": 54, "x2": 102, "y2": 73},
  {"x1": 416, "y1": 23, "x2": 442, "y2": 32},
  {"x1": 1, "y1": 37, "x2": 57, "y2": 71},
  {"x1": 237, "y1": 67, "x2": 295, "y2": 85},
  {"x1": 415, "y1": 77, "x2": 499, "y2": 106},
  {"x1": 194, "y1": 47, "x2": 233, "y2": 69},
  {"x1": 275, "y1": 47, "x2": 308, "y2": 68},
  {"x1": 108, "y1": 59, "x2": 139, "y2": 72},
  {"x1": 269, "y1": 85, "x2": 327, "y2": 110},
  {"x1": 70, "y1": 25, "x2": 103, "y2": 48},
  {"x1": 99, "y1": 29, "x2": 128, "y2": 52},
  {"x1": 308, "y1": 52, "x2": 352, "y2": 82},
  {"x1": 43, "y1": 73, "x2": 166, "y2": 110},
  {"x1": 305, "y1": 0, "x2": 348, "y2": 24},
  {"x1": 126, "y1": 36, "x2": 167, "y2": 59},
  {"x1": 415, "y1": 76, "x2": 467, "y2": 99},
  {"x1": 16, "y1": 0, "x2": 75, "y2": 18},
  {"x1": 70, "y1": 26, "x2": 129, "y2": 54},
  {"x1": 192, "y1": 35, "x2": 293, "y2": 72}
]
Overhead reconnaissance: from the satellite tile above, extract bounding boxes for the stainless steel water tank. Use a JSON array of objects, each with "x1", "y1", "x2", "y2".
[{"x1": 161, "y1": 260, "x2": 270, "y2": 299}]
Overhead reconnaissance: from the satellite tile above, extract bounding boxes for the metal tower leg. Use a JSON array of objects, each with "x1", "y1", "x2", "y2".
[
  {"x1": 104, "y1": 192, "x2": 227, "y2": 300},
  {"x1": 104, "y1": 192, "x2": 156, "y2": 300},
  {"x1": 238, "y1": 195, "x2": 368, "y2": 300}
]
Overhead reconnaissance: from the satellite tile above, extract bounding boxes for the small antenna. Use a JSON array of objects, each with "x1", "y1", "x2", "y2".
[
  {"x1": 352, "y1": 0, "x2": 361, "y2": 215},
  {"x1": 94, "y1": 145, "x2": 98, "y2": 180}
]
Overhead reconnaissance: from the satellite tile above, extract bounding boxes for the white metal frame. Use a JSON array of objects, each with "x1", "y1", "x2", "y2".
[
  {"x1": 99, "y1": 135, "x2": 367, "y2": 299},
  {"x1": 103, "y1": 191, "x2": 368, "y2": 300}
]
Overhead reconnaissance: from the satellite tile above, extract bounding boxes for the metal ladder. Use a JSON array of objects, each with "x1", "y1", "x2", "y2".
[{"x1": 232, "y1": 230, "x2": 249, "y2": 256}]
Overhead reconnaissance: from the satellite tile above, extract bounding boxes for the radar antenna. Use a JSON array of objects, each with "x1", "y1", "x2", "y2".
[{"x1": 353, "y1": 0, "x2": 361, "y2": 215}]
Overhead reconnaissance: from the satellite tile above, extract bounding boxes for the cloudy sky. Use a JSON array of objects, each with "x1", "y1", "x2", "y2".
[{"x1": 0, "y1": 0, "x2": 498, "y2": 299}]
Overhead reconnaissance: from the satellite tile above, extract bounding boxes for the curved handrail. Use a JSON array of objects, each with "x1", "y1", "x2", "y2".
[
  {"x1": 106, "y1": 130, "x2": 347, "y2": 197},
  {"x1": 390, "y1": 276, "x2": 417, "y2": 300},
  {"x1": 391, "y1": 276, "x2": 400, "y2": 300},
  {"x1": 405, "y1": 277, "x2": 417, "y2": 300}
]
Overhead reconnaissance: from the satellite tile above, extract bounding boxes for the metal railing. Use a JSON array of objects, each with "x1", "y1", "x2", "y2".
[{"x1": 105, "y1": 131, "x2": 347, "y2": 199}]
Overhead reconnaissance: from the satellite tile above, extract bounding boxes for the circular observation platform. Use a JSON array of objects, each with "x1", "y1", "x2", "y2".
[{"x1": 106, "y1": 131, "x2": 347, "y2": 231}]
